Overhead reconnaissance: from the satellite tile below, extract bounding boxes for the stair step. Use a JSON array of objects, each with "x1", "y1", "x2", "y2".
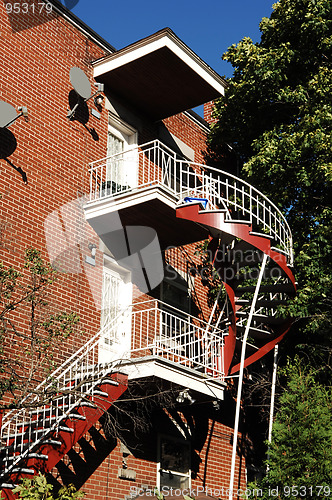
[
  {"x1": 256, "y1": 299, "x2": 289, "y2": 307},
  {"x1": 271, "y1": 246, "x2": 289, "y2": 257},
  {"x1": 235, "y1": 283, "x2": 294, "y2": 294},
  {"x1": 92, "y1": 390, "x2": 109, "y2": 397},
  {"x1": 237, "y1": 325, "x2": 272, "y2": 339},
  {"x1": 11, "y1": 467, "x2": 35, "y2": 474},
  {"x1": 4, "y1": 453, "x2": 48, "y2": 461},
  {"x1": 0, "y1": 437, "x2": 62, "y2": 456},
  {"x1": 102, "y1": 378, "x2": 120, "y2": 386},
  {"x1": 236, "y1": 299, "x2": 288, "y2": 307},
  {"x1": 229, "y1": 266, "x2": 282, "y2": 282},
  {"x1": 55, "y1": 425, "x2": 74, "y2": 433},
  {"x1": 78, "y1": 401, "x2": 96, "y2": 408},
  {"x1": 224, "y1": 219, "x2": 251, "y2": 225},
  {"x1": 0, "y1": 483, "x2": 18, "y2": 489},
  {"x1": 199, "y1": 208, "x2": 228, "y2": 214},
  {"x1": 249, "y1": 231, "x2": 274, "y2": 240},
  {"x1": 236, "y1": 312, "x2": 286, "y2": 325},
  {"x1": 43, "y1": 439, "x2": 62, "y2": 446}
]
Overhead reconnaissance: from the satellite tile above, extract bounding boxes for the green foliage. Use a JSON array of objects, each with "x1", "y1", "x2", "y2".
[
  {"x1": 247, "y1": 359, "x2": 332, "y2": 499},
  {"x1": 12, "y1": 473, "x2": 84, "y2": 500},
  {"x1": 0, "y1": 249, "x2": 79, "y2": 408},
  {"x1": 194, "y1": 240, "x2": 225, "y2": 308},
  {"x1": 207, "y1": 0, "x2": 332, "y2": 372}
]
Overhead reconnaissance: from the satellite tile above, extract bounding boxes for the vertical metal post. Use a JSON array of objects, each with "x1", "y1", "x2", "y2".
[
  {"x1": 228, "y1": 253, "x2": 268, "y2": 500},
  {"x1": 267, "y1": 344, "x2": 278, "y2": 472}
]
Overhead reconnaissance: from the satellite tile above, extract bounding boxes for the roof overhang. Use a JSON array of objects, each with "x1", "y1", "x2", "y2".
[{"x1": 92, "y1": 28, "x2": 226, "y2": 121}]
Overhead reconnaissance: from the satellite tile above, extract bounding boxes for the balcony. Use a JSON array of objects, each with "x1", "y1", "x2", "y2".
[
  {"x1": 84, "y1": 140, "x2": 293, "y2": 262},
  {"x1": 84, "y1": 299, "x2": 226, "y2": 399}
]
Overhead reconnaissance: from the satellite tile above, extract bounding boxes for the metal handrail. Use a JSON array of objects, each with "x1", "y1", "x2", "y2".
[
  {"x1": 87, "y1": 140, "x2": 293, "y2": 264},
  {"x1": 1, "y1": 298, "x2": 224, "y2": 425},
  {"x1": 0, "y1": 297, "x2": 225, "y2": 478}
]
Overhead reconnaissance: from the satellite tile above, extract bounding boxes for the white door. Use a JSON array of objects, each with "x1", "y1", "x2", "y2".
[
  {"x1": 99, "y1": 260, "x2": 132, "y2": 363},
  {"x1": 106, "y1": 120, "x2": 138, "y2": 193}
]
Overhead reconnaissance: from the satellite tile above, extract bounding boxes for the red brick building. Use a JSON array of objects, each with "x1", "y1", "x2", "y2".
[{"x1": 0, "y1": 2, "x2": 295, "y2": 499}]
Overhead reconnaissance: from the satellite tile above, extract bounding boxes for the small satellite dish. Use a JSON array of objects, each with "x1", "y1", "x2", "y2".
[
  {"x1": 0, "y1": 101, "x2": 17, "y2": 128},
  {"x1": 70, "y1": 67, "x2": 91, "y2": 100}
]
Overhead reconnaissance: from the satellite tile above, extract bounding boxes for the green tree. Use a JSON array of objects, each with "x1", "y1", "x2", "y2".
[
  {"x1": 266, "y1": 360, "x2": 332, "y2": 491},
  {"x1": 9, "y1": 473, "x2": 84, "y2": 500},
  {"x1": 0, "y1": 248, "x2": 79, "y2": 409},
  {"x1": 207, "y1": 0, "x2": 332, "y2": 374},
  {"x1": 247, "y1": 359, "x2": 332, "y2": 499}
]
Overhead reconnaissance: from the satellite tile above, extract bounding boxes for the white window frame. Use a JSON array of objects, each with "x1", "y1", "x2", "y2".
[
  {"x1": 157, "y1": 434, "x2": 191, "y2": 491},
  {"x1": 107, "y1": 113, "x2": 138, "y2": 190}
]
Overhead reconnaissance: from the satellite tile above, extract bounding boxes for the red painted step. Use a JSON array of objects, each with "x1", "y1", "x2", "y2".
[{"x1": 1, "y1": 373, "x2": 128, "y2": 499}]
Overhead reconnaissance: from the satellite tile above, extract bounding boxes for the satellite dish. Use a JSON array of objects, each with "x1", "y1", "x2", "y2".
[
  {"x1": 0, "y1": 101, "x2": 17, "y2": 128},
  {"x1": 70, "y1": 67, "x2": 91, "y2": 100}
]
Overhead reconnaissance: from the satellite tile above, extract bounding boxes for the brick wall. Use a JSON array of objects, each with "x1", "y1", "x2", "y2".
[
  {"x1": 0, "y1": 5, "x2": 246, "y2": 498},
  {"x1": 0, "y1": 4, "x2": 110, "y2": 357},
  {"x1": 203, "y1": 101, "x2": 218, "y2": 125}
]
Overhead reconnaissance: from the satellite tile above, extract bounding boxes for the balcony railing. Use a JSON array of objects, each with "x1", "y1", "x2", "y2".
[
  {"x1": 0, "y1": 298, "x2": 225, "y2": 474},
  {"x1": 87, "y1": 140, "x2": 293, "y2": 264},
  {"x1": 100, "y1": 298, "x2": 225, "y2": 379}
]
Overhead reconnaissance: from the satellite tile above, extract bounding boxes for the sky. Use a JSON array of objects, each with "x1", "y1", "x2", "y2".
[{"x1": 67, "y1": 0, "x2": 274, "y2": 80}]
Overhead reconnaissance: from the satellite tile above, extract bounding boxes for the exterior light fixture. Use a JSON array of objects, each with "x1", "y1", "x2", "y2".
[
  {"x1": 94, "y1": 94, "x2": 104, "y2": 107},
  {"x1": 67, "y1": 67, "x2": 105, "y2": 120},
  {"x1": 85, "y1": 243, "x2": 97, "y2": 266},
  {"x1": 18, "y1": 106, "x2": 29, "y2": 121},
  {"x1": 213, "y1": 400, "x2": 220, "y2": 410},
  {"x1": 176, "y1": 389, "x2": 195, "y2": 405}
]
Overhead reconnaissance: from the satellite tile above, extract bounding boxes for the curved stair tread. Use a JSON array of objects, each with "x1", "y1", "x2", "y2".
[
  {"x1": 231, "y1": 322, "x2": 292, "y2": 374},
  {"x1": 176, "y1": 201, "x2": 296, "y2": 375},
  {"x1": 236, "y1": 312, "x2": 287, "y2": 326},
  {"x1": 177, "y1": 203, "x2": 296, "y2": 287}
]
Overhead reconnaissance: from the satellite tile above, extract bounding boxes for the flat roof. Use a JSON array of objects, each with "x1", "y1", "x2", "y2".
[{"x1": 93, "y1": 28, "x2": 226, "y2": 121}]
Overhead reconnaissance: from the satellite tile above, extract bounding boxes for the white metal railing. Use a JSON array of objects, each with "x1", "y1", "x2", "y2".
[
  {"x1": 129, "y1": 299, "x2": 225, "y2": 378},
  {"x1": 0, "y1": 299, "x2": 224, "y2": 478},
  {"x1": 0, "y1": 313, "x2": 126, "y2": 479},
  {"x1": 87, "y1": 140, "x2": 293, "y2": 264}
]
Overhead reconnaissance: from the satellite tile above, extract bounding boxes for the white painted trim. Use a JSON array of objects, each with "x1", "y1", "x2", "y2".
[
  {"x1": 108, "y1": 112, "x2": 138, "y2": 139},
  {"x1": 116, "y1": 356, "x2": 225, "y2": 400},
  {"x1": 84, "y1": 186, "x2": 178, "y2": 223},
  {"x1": 157, "y1": 433, "x2": 191, "y2": 490},
  {"x1": 93, "y1": 32, "x2": 225, "y2": 97}
]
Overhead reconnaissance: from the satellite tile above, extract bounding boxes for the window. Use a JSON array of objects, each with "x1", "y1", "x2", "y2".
[
  {"x1": 160, "y1": 263, "x2": 191, "y2": 315},
  {"x1": 105, "y1": 113, "x2": 138, "y2": 194},
  {"x1": 158, "y1": 435, "x2": 191, "y2": 489}
]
